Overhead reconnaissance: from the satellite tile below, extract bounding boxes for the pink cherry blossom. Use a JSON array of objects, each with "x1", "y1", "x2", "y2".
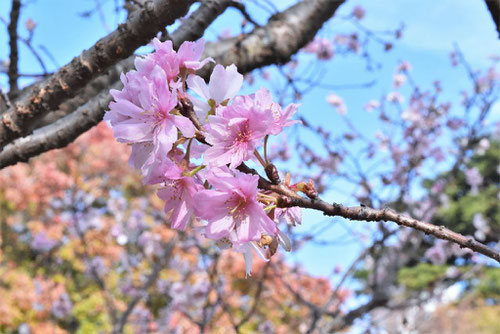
[
  {"x1": 393, "y1": 73, "x2": 407, "y2": 88},
  {"x1": 238, "y1": 88, "x2": 300, "y2": 135},
  {"x1": 304, "y1": 37, "x2": 334, "y2": 60},
  {"x1": 396, "y1": 60, "x2": 412, "y2": 72},
  {"x1": 234, "y1": 239, "x2": 268, "y2": 277},
  {"x1": 387, "y1": 91, "x2": 404, "y2": 103},
  {"x1": 203, "y1": 95, "x2": 275, "y2": 168},
  {"x1": 352, "y1": 5, "x2": 365, "y2": 20},
  {"x1": 194, "y1": 168, "x2": 277, "y2": 242},
  {"x1": 105, "y1": 64, "x2": 195, "y2": 165},
  {"x1": 326, "y1": 93, "x2": 347, "y2": 115},
  {"x1": 364, "y1": 100, "x2": 380, "y2": 112},
  {"x1": 187, "y1": 64, "x2": 244, "y2": 120},
  {"x1": 155, "y1": 159, "x2": 203, "y2": 230},
  {"x1": 275, "y1": 206, "x2": 302, "y2": 227},
  {"x1": 425, "y1": 240, "x2": 449, "y2": 265},
  {"x1": 151, "y1": 38, "x2": 213, "y2": 80}
]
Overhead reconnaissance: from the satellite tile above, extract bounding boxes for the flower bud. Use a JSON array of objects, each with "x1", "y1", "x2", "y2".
[{"x1": 265, "y1": 163, "x2": 280, "y2": 184}]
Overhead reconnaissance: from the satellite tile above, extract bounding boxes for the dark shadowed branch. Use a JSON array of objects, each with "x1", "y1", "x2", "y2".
[
  {"x1": 485, "y1": 0, "x2": 500, "y2": 37},
  {"x1": 7, "y1": 0, "x2": 21, "y2": 100},
  {"x1": 0, "y1": 0, "x2": 234, "y2": 168},
  {"x1": 0, "y1": 82, "x2": 120, "y2": 168},
  {"x1": 0, "y1": 0, "x2": 195, "y2": 151},
  {"x1": 0, "y1": 0, "x2": 346, "y2": 169},
  {"x1": 201, "y1": 0, "x2": 346, "y2": 76}
]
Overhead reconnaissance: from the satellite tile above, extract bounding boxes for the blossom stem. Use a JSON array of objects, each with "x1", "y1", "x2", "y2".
[
  {"x1": 184, "y1": 138, "x2": 193, "y2": 162},
  {"x1": 263, "y1": 135, "x2": 269, "y2": 165},
  {"x1": 254, "y1": 149, "x2": 267, "y2": 168}
]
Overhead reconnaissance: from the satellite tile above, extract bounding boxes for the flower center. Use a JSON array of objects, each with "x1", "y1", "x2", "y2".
[{"x1": 227, "y1": 194, "x2": 248, "y2": 221}]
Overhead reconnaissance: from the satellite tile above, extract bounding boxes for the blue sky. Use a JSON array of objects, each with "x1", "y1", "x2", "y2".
[{"x1": 0, "y1": 0, "x2": 499, "y2": 294}]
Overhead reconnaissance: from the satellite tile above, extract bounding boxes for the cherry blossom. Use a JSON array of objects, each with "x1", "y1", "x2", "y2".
[
  {"x1": 156, "y1": 161, "x2": 203, "y2": 230},
  {"x1": 352, "y1": 5, "x2": 365, "y2": 20},
  {"x1": 203, "y1": 95, "x2": 275, "y2": 168},
  {"x1": 103, "y1": 38, "x2": 302, "y2": 274},
  {"x1": 194, "y1": 168, "x2": 276, "y2": 242},
  {"x1": 151, "y1": 38, "x2": 213, "y2": 79},
  {"x1": 326, "y1": 93, "x2": 347, "y2": 115},
  {"x1": 187, "y1": 64, "x2": 244, "y2": 120},
  {"x1": 106, "y1": 66, "x2": 195, "y2": 161},
  {"x1": 304, "y1": 37, "x2": 334, "y2": 60}
]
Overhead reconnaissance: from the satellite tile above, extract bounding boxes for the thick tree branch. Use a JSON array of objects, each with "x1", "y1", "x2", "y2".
[
  {"x1": 200, "y1": 0, "x2": 346, "y2": 76},
  {"x1": 7, "y1": 0, "x2": 21, "y2": 100},
  {"x1": 0, "y1": 89, "x2": 11, "y2": 114},
  {"x1": 170, "y1": 0, "x2": 233, "y2": 49},
  {"x1": 0, "y1": 0, "x2": 195, "y2": 151},
  {"x1": 486, "y1": 0, "x2": 500, "y2": 37},
  {"x1": 227, "y1": 1, "x2": 261, "y2": 27},
  {"x1": 0, "y1": 0, "x2": 233, "y2": 169},
  {"x1": 0, "y1": 0, "x2": 346, "y2": 167},
  {"x1": 0, "y1": 83, "x2": 119, "y2": 168}
]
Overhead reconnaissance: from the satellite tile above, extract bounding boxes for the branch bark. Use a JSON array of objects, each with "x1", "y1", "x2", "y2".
[
  {"x1": 0, "y1": 83, "x2": 120, "y2": 168},
  {"x1": 0, "y1": 0, "x2": 195, "y2": 151},
  {"x1": 200, "y1": 0, "x2": 346, "y2": 76},
  {"x1": 261, "y1": 177, "x2": 500, "y2": 263},
  {"x1": 0, "y1": 0, "x2": 346, "y2": 168},
  {"x1": 7, "y1": 0, "x2": 21, "y2": 100},
  {"x1": 485, "y1": 0, "x2": 500, "y2": 37},
  {"x1": 0, "y1": 0, "x2": 233, "y2": 169}
]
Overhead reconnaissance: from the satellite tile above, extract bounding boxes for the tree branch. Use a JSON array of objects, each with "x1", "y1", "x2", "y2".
[
  {"x1": 264, "y1": 179, "x2": 500, "y2": 263},
  {"x1": 0, "y1": 0, "x2": 346, "y2": 168},
  {"x1": 0, "y1": 0, "x2": 195, "y2": 151},
  {"x1": 200, "y1": 0, "x2": 346, "y2": 76},
  {"x1": 169, "y1": 0, "x2": 233, "y2": 49},
  {"x1": 485, "y1": 0, "x2": 500, "y2": 37},
  {"x1": 0, "y1": 83, "x2": 120, "y2": 168},
  {"x1": 327, "y1": 295, "x2": 389, "y2": 332},
  {"x1": 0, "y1": 0, "x2": 233, "y2": 169},
  {"x1": 7, "y1": 0, "x2": 21, "y2": 100},
  {"x1": 0, "y1": 89, "x2": 11, "y2": 114}
]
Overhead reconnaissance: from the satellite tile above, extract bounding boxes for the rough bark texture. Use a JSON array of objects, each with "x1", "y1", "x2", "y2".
[
  {"x1": 200, "y1": 0, "x2": 345, "y2": 76},
  {"x1": 235, "y1": 163, "x2": 500, "y2": 264},
  {"x1": 270, "y1": 179, "x2": 500, "y2": 263},
  {"x1": 0, "y1": 84, "x2": 120, "y2": 169},
  {"x1": 7, "y1": 0, "x2": 21, "y2": 100},
  {"x1": 0, "y1": 0, "x2": 194, "y2": 151}
]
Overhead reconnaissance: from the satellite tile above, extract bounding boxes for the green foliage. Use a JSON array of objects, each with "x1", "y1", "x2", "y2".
[
  {"x1": 397, "y1": 263, "x2": 448, "y2": 290},
  {"x1": 477, "y1": 268, "x2": 500, "y2": 299},
  {"x1": 429, "y1": 139, "x2": 500, "y2": 238},
  {"x1": 73, "y1": 293, "x2": 111, "y2": 334},
  {"x1": 398, "y1": 263, "x2": 500, "y2": 300}
]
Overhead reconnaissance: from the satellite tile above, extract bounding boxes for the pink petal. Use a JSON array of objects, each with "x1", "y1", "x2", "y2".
[
  {"x1": 173, "y1": 115, "x2": 195, "y2": 138},
  {"x1": 187, "y1": 75, "x2": 210, "y2": 100},
  {"x1": 206, "y1": 216, "x2": 234, "y2": 240}
]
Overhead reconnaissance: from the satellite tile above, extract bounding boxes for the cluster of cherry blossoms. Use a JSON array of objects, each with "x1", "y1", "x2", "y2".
[{"x1": 105, "y1": 38, "x2": 302, "y2": 276}]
